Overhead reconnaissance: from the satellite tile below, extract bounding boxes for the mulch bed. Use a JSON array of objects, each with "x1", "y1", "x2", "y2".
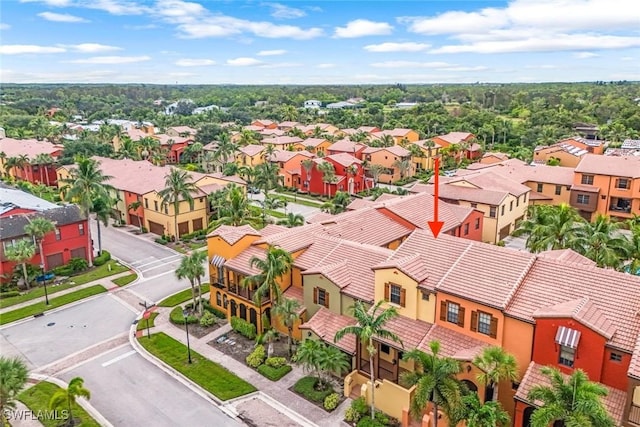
[
  {"x1": 188, "y1": 319, "x2": 226, "y2": 339},
  {"x1": 207, "y1": 330, "x2": 290, "y2": 364}
]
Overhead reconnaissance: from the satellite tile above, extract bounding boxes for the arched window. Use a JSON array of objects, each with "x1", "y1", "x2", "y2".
[
  {"x1": 216, "y1": 292, "x2": 222, "y2": 306},
  {"x1": 239, "y1": 303, "x2": 247, "y2": 320}
]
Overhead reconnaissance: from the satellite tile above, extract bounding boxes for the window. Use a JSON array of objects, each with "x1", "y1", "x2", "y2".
[
  {"x1": 380, "y1": 344, "x2": 390, "y2": 354},
  {"x1": 537, "y1": 183, "x2": 543, "y2": 192},
  {"x1": 78, "y1": 223, "x2": 84, "y2": 236},
  {"x1": 559, "y1": 345, "x2": 575, "y2": 367},
  {"x1": 610, "y1": 352, "x2": 622, "y2": 362},
  {"x1": 55, "y1": 229, "x2": 61, "y2": 241},
  {"x1": 555, "y1": 185, "x2": 562, "y2": 196},
  {"x1": 144, "y1": 198, "x2": 148, "y2": 209},
  {"x1": 581, "y1": 174, "x2": 594, "y2": 185},
  {"x1": 477, "y1": 312, "x2": 492, "y2": 335},
  {"x1": 501, "y1": 205, "x2": 505, "y2": 216},
  {"x1": 154, "y1": 201, "x2": 158, "y2": 211},
  {"x1": 164, "y1": 205, "x2": 168, "y2": 214},
  {"x1": 447, "y1": 302, "x2": 460, "y2": 324},
  {"x1": 576, "y1": 194, "x2": 590, "y2": 205},
  {"x1": 463, "y1": 223, "x2": 469, "y2": 235},
  {"x1": 314, "y1": 287, "x2": 329, "y2": 308},
  {"x1": 475, "y1": 218, "x2": 480, "y2": 230},
  {"x1": 390, "y1": 284, "x2": 402, "y2": 305},
  {"x1": 616, "y1": 178, "x2": 630, "y2": 189},
  {"x1": 385, "y1": 283, "x2": 405, "y2": 307},
  {"x1": 216, "y1": 292, "x2": 222, "y2": 306},
  {"x1": 489, "y1": 207, "x2": 497, "y2": 218},
  {"x1": 516, "y1": 196, "x2": 520, "y2": 207},
  {"x1": 509, "y1": 201, "x2": 513, "y2": 211},
  {"x1": 421, "y1": 291, "x2": 430, "y2": 301},
  {"x1": 470, "y1": 203, "x2": 478, "y2": 208}
]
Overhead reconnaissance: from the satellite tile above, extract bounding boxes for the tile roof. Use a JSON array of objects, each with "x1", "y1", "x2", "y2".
[
  {"x1": 268, "y1": 150, "x2": 313, "y2": 163},
  {"x1": 533, "y1": 297, "x2": 617, "y2": 340},
  {"x1": 362, "y1": 146, "x2": 411, "y2": 157},
  {"x1": 168, "y1": 126, "x2": 197, "y2": 135},
  {"x1": 326, "y1": 153, "x2": 362, "y2": 167},
  {"x1": 1, "y1": 204, "x2": 87, "y2": 240},
  {"x1": 379, "y1": 192, "x2": 473, "y2": 231},
  {"x1": 452, "y1": 171, "x2": 530, "y2": 197},
  {"x1": 262, "y1": 136, "x2": 304, "y2": 145},
  {"x1": 515, "y1": 362, "x2": 626, "y2": 425},
  {"x1": 412, "y1": 139, "x2": 442, "y2": 150},
  {"x1": 224, "y1": 245, "x2": 265, "y2": 276},
  {"x1": 375, "y1": 193, "x2": 402, "y2": 203},
  {"x1": 475, "y1": 160, "x2": 576, "y2": 186},
  {"x1": 0, "y1": 138, "x2": 63, "y2": 160},
  {"x1": 346, "y1": 198, "x2": 376, "y2": 210},
  {"x1": 300, "y1": 138, "x2": 327, "y2": 148},
  {"x1": 409, "y1": 182, "x2": 508, "y2": 206},
  {"x1": 259, "y1": 129, "x2": 285, "y2": 136},
  {"x1": 328, "y1": 139, "x2": 366, "y2": 153},
  {"x1": 299, "y1": 307, "x2": 357, "y2": 354},
  {"x1": 418, "y1": 324, "x2": 488, "y2": 361},
  {"x1": 536, "y1": 249, "x2": 595, "y2": 266},
  {"x1": 374, "y1": 313, "x2": 432, "y2": 350},
  {"x1": 506, "y1": 257, "x2": 640, "y2": 351},
  {"x1": 575, "y1": 153, "x2": 640, "y2": 178},
  {"x1": 629, "y1": 334, "x2": 640, "y2": 379},
  {"x1": 317, "y1": 208, "x2": 413, "y2": 246},
  {"x1": 434, "y1": 132, "x2": 474, "y2": 144},
  {"x1": 207, "y1": 224, "x2": 260, "y2": 245},
  {"x1": 373, "y1": 253, "x2": 431, "y2": 283},
  {"x1": 255, "y1": 223, "x2": 324, "y2": 253},
  {"x1": 436, "y1": 244, "x2": 536, "y2": 309},
  {"x1": 282, "y1": 286, "x2": 306, "y2": 315},
  {"x1": 154, "y1": 134, "x2": 193, "y2": 146},
  {"x1": 238, "y1": 144, "x2": 265, "y2": 157},
  {"x1": 278, "y1": 121, "x2": 300, "y2": 128},
  {"x1": 258, "y1": 224, "x2": 288, "y2": 237}
]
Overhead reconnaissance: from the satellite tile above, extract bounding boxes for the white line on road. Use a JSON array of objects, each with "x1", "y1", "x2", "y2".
[
  {"x1": 130, "y1": 257, "x2": 155, "y2": 266},
  {"x1": 134, "y1": 269, "x2": 176, "y2": 282},
  {"x1": 141, "y1": 262, "x2": 181, "y2": 274},
  {"x1": 101, "y1": 350, "x2": 137, "y2": 367},
  {"x1": 135, "y1": 255, "x2": 182, "y2": 269}
]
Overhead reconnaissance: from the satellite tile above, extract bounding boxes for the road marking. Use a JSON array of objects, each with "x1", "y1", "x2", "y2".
[
  {"x1": 101, "y1": 350, "x2": 137, "y2": 367},
  {"x1": 130, "y1": 257, "x2": 155, "y2": 266},
  {"x1": 135, "y1": 269, "x2": 176, "y2": 282},
  {"x1": 141, "y1": 262, "x2": 181, "y2": 274},
  {"x1": 135, "y1": 255, "x2": 182, "y2": 269}
]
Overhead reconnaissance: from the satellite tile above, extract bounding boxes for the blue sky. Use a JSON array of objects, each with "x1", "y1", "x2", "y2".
[{"x1": 1, "y1": 0, "x2": 639, "y2": 84}]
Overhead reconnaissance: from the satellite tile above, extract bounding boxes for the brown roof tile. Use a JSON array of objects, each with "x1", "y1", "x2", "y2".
[
  {"x1": 418, "y1": 324, "x2": 488, "y2": 361},
  {"x1": 533, "y1": 297, "x2": 617, "y2": 339},
  {"x1": 207, "y1": 224, "x2": 260, "y2": 244},
  {"x1": 0, "y1": 138, "x2": 63, "y2": 160},
  {"x1": 299, "y1": 307, "x2": 357, "y2": 353},
  {"x1": 575, "y1": 153, "x2": 640, "y2": 178}
]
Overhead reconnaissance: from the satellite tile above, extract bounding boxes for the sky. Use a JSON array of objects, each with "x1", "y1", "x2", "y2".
[{"x1": 0, "y1": 0, "x2": 639, "y2": 84}]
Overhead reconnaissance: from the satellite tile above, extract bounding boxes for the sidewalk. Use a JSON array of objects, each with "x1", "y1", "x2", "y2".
[{"x1": 144, "y1": 307, "x2": 350, "y2": 427}]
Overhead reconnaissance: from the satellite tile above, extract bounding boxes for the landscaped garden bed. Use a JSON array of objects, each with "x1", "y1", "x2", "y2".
[
  {"x1": 290, "y1": 376, "x2": 343, "y2": 412},
  {"x1": 18, "y1": 381, "x2": 100, "y2": 427},
  {"x1": 168, "y1": 303, "x2": 226, "y2": 339}
]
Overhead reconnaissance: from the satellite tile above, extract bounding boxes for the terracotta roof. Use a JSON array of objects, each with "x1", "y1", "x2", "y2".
[
  {"x1": 506, "y1": 258, "x2": 640, "y2": 352},
  {"x1": 255, "y1": 223, "x2": 324, "y2": 253},
  {"x1": 375, "y1": 193, "x2": 402, "y2": 202},
  {"x1": 482, "y1": 152, "x2": 509, "y2": 161},
  {"x1": 278, "y1": 121, "x2": 300, "y2": 128},
  {"x1": 358, "y1": 126, "x2": 379, "y2": 133},
  {"x1": 0, "y1": 138, "x2": 63, "y2": 160},
  {"x1": 317, "y1": 208, "x2": 413, "y2": 246},
  {"x1": 346, "y1": 198, "x2": 376, "y2": 210},
  {"x1": 259, "y1": 129, "x2": 285, "y2": 136},
  {"x1": 243, "y1": 125, "x2": 263, "y2": 132},
  {"x1": 155, "y1": 134, "x2": 193, "y2": 146},
  {"x1": 412, "y1": 139, "x2": 442, "y2": 150},
  {"x1": 629, "y1": 334, "x2": 640, "y2": 379},
  {"x1": 224, "y1": 245, "x2": 265, "y2": 276},
  {"x1": 533, "y1": 297, "x2": 617, "y2": 340},
  {"x1": 515, "y1": 362, "x2": 626, "y2": 425},
  {"x1": 328, "y1": 139, "x2": 366, "y2": 153},
  {"x1": 373, "y1": 253, "x2": 431, "y2": 283},
  {"x1": 305, "y1": 212, "x2": 335, "y2": 223},
  {"x1": 434, "y1": 132, "x2": 474, "y2": 144},
  {"x1": 529, "y1": 191, "x2": 552, "y2": 200},
  {"x1": 253, "y1": 119, "x2": 275, "y2": 127},
  {"x1": 238, "y1": 144, "x2": 265, "y2": 157},
  {"x1": 488, "y1": 162, "x2": 575, "y2": 186},
  {"x1": 299, "y1": 307, "x2": 357, "y2": 354},
  {"x1": 575, "y1": 153, "x2": 640, "y2": 178},
  {"x1": 282, "y1": 286, "x2": 306, "y2": 315},
  {"x1": 537, "y1": 249, "x2": 595, "y2": 266},
  {"x1": 410, "y1": 182, "x2": 508, "y2": 206},
  {"x1": 451, "y1": 171, "x2": 530, "y2": 197},
  {"x1": 362, "y1": 146, "x2": 411, "y2": 157},
  {"x1": 418, "y1": 324, "x2": 488, "y2": 361},
  {"x1": 570, "y1": 184, "x2": 599, "y2": 193},
  {"x1": 268, "y1": 150, "x2": 313, "y2": 163},
  {"x1": 301, "y1": 138, "x2": 327, "y2": 148},
  {"x1": 168, "y1": 126, "x2": 196, "y2": 135},
  {"x1": 374, "y1": 313, "x2": 432, "y2": 350},
  {"x1": 207, "y1": 224, "x2": 260, "y2": 244},
  {"x1": 197, "y1": 183, "x2": 224, "y2": 195},
  {"x1": 262, "y1": 136, "x2": 303, "y2": 145},
  {"x1": 436, "y1": 244, "x2": 536, "y2": 309},
  {"x1": 380, "y1": 192, "x2": 474, "y2": 231},
  {"x1": 326, "y1": 153, "x2": 362, "y2": 167},
  {"x1": 259, "y1": 224, "x2": 288, "y2": 237}
]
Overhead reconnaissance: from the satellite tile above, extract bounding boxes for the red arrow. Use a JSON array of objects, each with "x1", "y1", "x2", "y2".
[{"x1": 428, "y1": 157, "x2": 444, "y2": 238}]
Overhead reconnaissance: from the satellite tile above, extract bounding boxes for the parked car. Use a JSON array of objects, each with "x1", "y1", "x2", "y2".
[{"x1": 248, "y1": 186, "x2": 260, "y2": 194}]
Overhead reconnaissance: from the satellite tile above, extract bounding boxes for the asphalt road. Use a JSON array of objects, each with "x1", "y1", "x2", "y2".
[{"x1": 60, "y1": 345, "x2": 240, "y2": 427}]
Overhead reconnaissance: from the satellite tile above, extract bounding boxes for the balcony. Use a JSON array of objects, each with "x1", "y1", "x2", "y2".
[
  {"x1": 630, "y1": 404, "x2": 640, "y2": 425},
  {"x1": 609, "y1": 197, "x2": 632, "y2": 214},
  {"x1": 227, "y1": 281, "x2": 270, "y2": 305}
]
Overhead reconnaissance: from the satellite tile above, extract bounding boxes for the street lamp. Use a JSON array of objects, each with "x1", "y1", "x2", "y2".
[
  {"x1": 182, "y1": 309, "x2": 193, "y2": 364},
  {"x1": 40, "y1": 264, "x2": 50, "y2": 305}
]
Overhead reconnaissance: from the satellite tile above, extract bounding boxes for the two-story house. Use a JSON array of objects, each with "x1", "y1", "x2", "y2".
[
  {"x1": 299, "y1": 154, "x2": 366, "y2": 197},
  {"x1": 267, "y1": 150, "x2": 315, "y2": 189},
  {"x1": 409, "y1": 139, "x2": 442, "y2": 172},
  {"x1": 362, "y1": 145, "x2": 413, "y2": 184},
  {"x1": 0, "y1": 137, "x2": 63, "y2": 186},
  {"x1": 235, "y1": 144, "x2": 266, "y2": 167}
]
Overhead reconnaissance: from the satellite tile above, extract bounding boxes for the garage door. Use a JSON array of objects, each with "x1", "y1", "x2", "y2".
[
  {"x1": 499, "y1": 224, "x2": 511, "y2": 241},
  {"x1": 129, "y1": 214, "x2": 142, "y2": 227},
  {"x1": 178, "y1": 221, "x2": 189, "y2": 237},
  {"x1": 192, "y1": 218, "x2": 203, "y2": 231},
  {"x1": 47, "y1": 253, "x2": 64, "y2": 269},
  {"x1": 70, "y1": 247, "x2": 86, "y2": 260},
  {"x1": 148, "y1": 221, "x2": 164, "y2": 236}
]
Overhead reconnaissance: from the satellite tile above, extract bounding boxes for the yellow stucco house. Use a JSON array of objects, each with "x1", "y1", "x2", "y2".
[
  {"x1": 235, "y1": 144, "x2": 266, "y2": 167},
  {"x1": 409, "y1": 139, "x2": 442, "y2": 172},
  {"x1": 362, "y1": 145, "x2": 413, "y2": 184}
]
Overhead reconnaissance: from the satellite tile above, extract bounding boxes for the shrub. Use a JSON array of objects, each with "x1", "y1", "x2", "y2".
[
  {"x1": 293, "y1": 376, "x2": 334, "y2": 404},
  {"x1": 257, "y1": 364, "x2": 292, "y2": 381},
  {"x1": 324, "y1": 393, "x2": 340, "y2": 411},
  {"x1": 52, "y1": 265, "x2": 74, "y2": 276},
  {"x1": 68, "y1": 257, "x2": 88, "y2": 273},
  {"x1": 265, "y1": 357, "x2": 287, "y2": 368},
  {"x1": 93, "y1": 250, "x2": 111, "y2": 266},
  {"x1": 0, "y1": 290, "x2": 21, "y2": 299},
  {"x1": 155, "y1": 238, "x2": 168, "y2": 245},
  {"x1": 356, "y1": 417, "x2": 386, "y2": 427},
  {"x1": 346, "y1": 397, "x2": 368, "y2": 422},
  {"x1": 246, "y1": 345, "x2": 266, "y2": 368},
  {"x1": 169, "y1": 306, "x2": 198, "y2": 325},
  {"x1": 345, "y1": 407, "x2": 361, "y2": 423},
  {"x1": 230, "y1": 316, "x2": 256, "y2": 340},
  {"x1": 141, "y1": 227, "x2": 148, "y2": 233},
  {"x1": 199, "y1": 311, "x2": 216, "y2": 327}
]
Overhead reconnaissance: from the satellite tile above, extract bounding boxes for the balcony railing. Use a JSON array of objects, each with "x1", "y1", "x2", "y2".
[
  {"x1": 629, "y1": 404, "x2": 640, "y2": 425},
  {"x1": 609, "y1": 204, "x2": 632, "y2": 213},
  {"x1": 227, "y1": 281, "x2": 270, "y2": 305}
]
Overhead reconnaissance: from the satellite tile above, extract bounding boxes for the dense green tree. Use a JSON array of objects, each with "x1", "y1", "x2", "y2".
[
  {"x1": 0, "y1": 356, "x2": 28, "y2": 424},
  {"x1": 272, "y1": 297, "x2": 301, "y2": 357},
  {"x1": 243, "y1": 245, "x2": 293, "y2": 312},
  {"x1": 473, "y1": 346, "x2": 518, "y2": 402},
  {"x1": 158, "y1": 169, "x2": 199, "y2": 240},
  {"x1": 513, "y1": 204, "x2": 585, "y2": 252},
  {"x1": 24, "y1": 217, "x2": 55, "y2": 274},
  {"x1": 49, "y1": 377, "x2": 91, "y2": 424}
]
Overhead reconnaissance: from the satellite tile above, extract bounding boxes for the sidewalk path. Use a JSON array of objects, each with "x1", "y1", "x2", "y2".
[{"x1": 146, "y1": 307, "x2": 350, "y2": 427}]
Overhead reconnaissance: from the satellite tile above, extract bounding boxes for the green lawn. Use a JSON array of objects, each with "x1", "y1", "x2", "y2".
[
  {"x1": 266, "y1": 209, "x2": 287, "y2": 219},
  {"x1": 274, "y1": 193, "x2": 324, "y2": 208},
  {"x1": 70, "y1": 261, "x2": 129, "y2": 285},
  {"x1": 112, "y1": 273, "x2": 138, "y2": 287},
  {"x1": 18, "y1": 381, "x2": 100, "y2": 427},
  {"x1": 138, "y1": 333, "x2": 256, "y2": 400},
  {"x1": 0, "y1": 285, "x2": 107, "y2": 325},
  {"x1": 0, "y1": 282, "x2": 78, "y2": 309},
  {"x1": 158, "y1": 284, "x2": 210, "y2": 307},
  {"x1": 136, "y1": 312, "x2": 158, "y2": 331}
]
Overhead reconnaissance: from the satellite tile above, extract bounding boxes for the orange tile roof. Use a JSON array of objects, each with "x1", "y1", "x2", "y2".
[
  {"x1": 533, "y1": 297, "x2": 617, "y2": 340},
  {"x1": 506, "y1": 258, "x2": 640, "y2": 352},
  {"x1": 362, "y1": 146, "x2": 411, "y2": 157},
  {"x1": 300, "y1": 138, "x2": 327, "y2": 147},
  {"x1": 238, "y1": 144, "x2": 265, "y2": 157},
  {"x1": 346, "y1": 198, "x2": 376, "y2": 210},
  {"x1": 418, "y1": 324, "x2": 488, "y2": 361},
  {"x1": 268, "y1": 150, "x2": 313, "y2": 163},
  {"x1": 259, "y1": 128, "x2": 285, "y2": 136},
  {"x1": 317, "y1": 208, "x2": 413, "y2": 246},
  {"x1": 412, "y1": 139, "x2": 442, "y2": 149},
  {"x1": 379, "y1": 192, "x2": 473, "y2": 232},
  {"x1": 410, "y1": 182, "x2": 508, "y2": 206},
  {"x1": 575, "y1": 153, "x2": 640, "y2": 178},
  {"x1": 262, "y1": 136, "x2": 304, "y2": 145},
  {"x1": 278, "y1": 121, "x2": 300, "y2": 128},
  {"x1": 374, "y1": 314, "x2": 432, "y2": 350},
  {"x1": 224, "y1": 245, "x2": 265, "y2": 276},
  {"x1": 434, "y1": 132, "x2": 474, "y2": 144},
  {"x1": 373, "y1": 253, "x2": 431, "y2": 283},
  {"x1": 451, "y1": 170, "x2": 530, "y2": 197},
  {"x1": 515, "y1": 362, "x2": 626, "y2": 425},
  {"x1": 536, "y1": 249, "x2": 595, "y2": 266},
  {"x1": 259, "y1": 224, "x2": 288, "y2": 237},
  {"x1": 168, "y1": 126, "x2": 196, "y2": 135},
  {"x1": 282, "y1": 286, "x2": 306, "y2": 314},
  {"x1": 326, "y1": 153, "x2": 362, "y2": 167},
  {"x1": 155, "y1": 134, "x2": 193, "y2": 146},
  {"x1": 328, "y1": 139, "x2": 366, "y2": 153},
  {"x1": 207, "y1": 224, "x2": 260, "y2": 244},
  {"x1": 0, "y1": 138, "x2": 63, "y2": 160},
  {"x1": 299, "y1": 307, "x2": 357, "y2": 353}
]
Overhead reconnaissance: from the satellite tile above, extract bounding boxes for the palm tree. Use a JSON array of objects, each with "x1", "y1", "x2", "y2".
[
  {"x1": 368, "y1": 164, "x2": 386, "y2": 188},
  {"x1": 6, "y1": 239, "x2": 36, "y2": 289},
  {"x1": 175, "y1": 251, "x2": 206, "y2": 316},
  {"x1": 301, "y1": 159, "x2": 315, "y2": 193},
  {"x1": 379, "y1": 134, "x2": 395, "y2": 147},
  {"x1": 127, "y1": 200, "x2": 144, "y2": 232},
  {"x1": 527, "y1": 367, "x2": 614, "y2": 427},
  {"x1": 91, "y1": 194, "x2": 113, "y2": 256},
  {"x1": 24, "y1": 217, "x2": 55, "y2": 272},
  {"x1": 158, "y1": 169, "x2": 199, "y2": 240},
  {"x1": 296, "y1": 338, "x2": 324, "y2": 382},
  {"x1": 49, "y1": 377, "x2": 91, "y2": 425},
  {"x1": 33, "y1": 153, "x2": 55, "y2": 186},
  {"x1": 277, "y1": 212, "x2": 305, "y2": 228},
  {"x1": 393, "y1": 158, "x2": 412, "y2": 182},
  {"x1": 334, "y1": 300, "x2": 402, "y2": 420},
  {"x1": 317, "y1": 161, "x2": 336, "y2": 197},
  {"x1": 513, "y1": 204, "x2": 585, "y2": 253},
  {"x1": 401, "y1": 341, "x2": 463, "y2": 427},
  {"x1": 574, "y1": 214, "x2": 630, "y2": 268},
  {"x1": 0, "y1": 356, "x2": 28, "y2": 425},
  {"x1": 210, "y1": 185, "x2": 260, "y2": 228},
  {"x1": 317, "y1": 343, "x2": 351, "y2": 384},
  {"x1": 272, "y1": 298, "x2": 301, "y2": 356},
  {"x1": 59, "y1": 157, "x2": 114, "y2": 267},
  {"x1": 473, "y1": 346, "x2": 518, "y2": 402},
  {"x1": 627, "y1": 225, "x2": 640, "y2": 275},
  {"x1": 458, "y1": 393, "x2": 510, "y2": 427}
]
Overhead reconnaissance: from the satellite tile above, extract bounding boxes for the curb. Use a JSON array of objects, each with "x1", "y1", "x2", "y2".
[
  {"x1": 225, "y1": 391, "x2": 319, "y2": 427},
  {"x1": 128, "y1": 311, "x2": 241, "y2": 423},
  {"x1": 109, "y1": 255, "x2": 142, "y2": 287},
  {"x1": 29, "y1": 373, "x2": 114, "y2": 427}
]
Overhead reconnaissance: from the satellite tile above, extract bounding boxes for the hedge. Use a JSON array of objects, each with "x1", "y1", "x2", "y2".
[
  {"x1": 230, "y1": 316, "x2": 256, "y2": 340},
  {"x1": 93, "y1": 250, "x2": 111, "y2": 266},
  {"x1": 257, "y1": 364, "x2": 292, "y2": 381},
  {"x1": 169, "y1": 306, "x2": 198, "y2": 325}
]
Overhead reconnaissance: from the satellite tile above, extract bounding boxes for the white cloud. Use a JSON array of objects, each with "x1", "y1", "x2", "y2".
[
  {"x1": 0, "y1": 23, "x2": 11, "y2": 30},
  {"x1": 38, "y1": 11, "x2": 89, "y2": 22},
  {"x1": 125, "y1": 24, "x2": 158, "y2": 30},
  {"x1": 0, "y1": 44, "x2": 66, "y2": 54},
  {"x1": 573, "y1": 51, "x2": 599, "y2": 59},
  {"x1": 364, "y1": 42, "x2": 431, "y2": 52},
  {"x1": 175, "y1": 58, "x2": 216, "y2": 67},
  {"x1": 20, "y1": 0, "x2": 73, "y2": 6},
  {"x1": 621, "y1": 56, "x2": 634, "y2": 61},
  {"x1": 264, "y1": 3, "x2": 306, "y2": 19},
  {"x1": 334, "y1": 19, "x2": 393, "y2": 38},
  {"x1": 257, "y1": 49, "x2": 287, "y2": 56},
  {"x1": 226, "y1": 57, "x2": 263, "y2": 66},
  {"x1": 370, "y1": 61, "x2": 488, "y2": 72},
  {"x1": 259, "y1": 62, "x2": 302, "y2": 68},
  {"x1": 66, "y1": 55, "x2": 151, "y2": 64},
  {"x1": 66, "y1": 43, "x2": 122, "y2": 53},
  {"x1": 317, "y1": 63, "x2": 335, "y2": 69},
  {"x1": 23, "y1": 0, "x2": 149, "y2": 14}
]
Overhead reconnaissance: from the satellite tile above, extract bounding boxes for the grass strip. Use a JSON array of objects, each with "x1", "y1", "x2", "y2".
[
  {"x1": 18, "y1": 381, "x2": 100, "y2": 427},
  {"x1": 257, "y1": 364, "x2": 292, "y2": 381},
  {"x1": 158, "y1": 284, "x2": 210, "y2": 307},
  {"x1": 138, "y1": 332, "x2": 256, "y2": 400},
  {"x1": 0, "y1": 285, "x2": 106, "y2": 325},
  {"x1": 112, "y1": 273, "x2": 137, "y2": 287},
  {"x1": 0, "y1": 282, "x2": 78, "y2": 309},
  {"x1": 70, "y1": 261, "x2": 129, "y2": 285},
  {"x1": 136, "y1": 312, "x2": 158, "y2": 331},
  {"x1": 275, "y1": 193, "x2": 324, "y2": 208}
]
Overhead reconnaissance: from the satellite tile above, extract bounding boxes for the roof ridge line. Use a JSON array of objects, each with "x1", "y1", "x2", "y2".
[
  {"x1": 503, "y1": 253, "x2": 538, "y2": 308},
  {"x1": 435, "y1": 241, "x2": 474, "y2": 290}
]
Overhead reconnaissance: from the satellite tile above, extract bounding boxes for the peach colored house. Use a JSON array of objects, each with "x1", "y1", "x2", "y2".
[
  {"x1": 261, "y1": 136, "x2": 303, "y2": 150},
  {"x1": 370, "y1": 128, "x2": 420, "y2": 145},
  {"x1": 409, "y1": 139, "x2": 442, "y2": 172},
  {"x1": 362, "y1": 145, "x2": 413, "y2": 183},
  {"x1": 267, "y1": 149, "x2": 315, "y2": 188},
  {"x1": 433, "y1": 132, "x2": 482, "y2": 160},
  {"x1": 292, "y1": 138, "x2": 332, "y2": 155},
  {"x1": 235, "y1": 144, "x2": 266, "y2": 167}
]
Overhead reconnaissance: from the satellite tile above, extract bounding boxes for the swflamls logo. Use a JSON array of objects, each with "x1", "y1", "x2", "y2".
[{"x1": 3, "y1": 409, "x2": 69, "y2": 421}]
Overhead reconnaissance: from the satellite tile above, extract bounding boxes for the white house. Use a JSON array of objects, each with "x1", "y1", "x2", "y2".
[{"x1": 304, "y1": 99, "x2": 322, "y2": 109}]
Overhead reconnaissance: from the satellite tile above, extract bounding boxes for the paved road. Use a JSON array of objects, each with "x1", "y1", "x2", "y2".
[
  {"x1": 251, "y1": 191, "x2": 321, "y2": 219},
  {"x1": 60, "y1": 345, "x2": 240, "y2": 427}
]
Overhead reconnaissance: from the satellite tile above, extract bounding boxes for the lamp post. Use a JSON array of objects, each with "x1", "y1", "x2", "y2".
[
  {"x1": 182, "y1": 309, "x2": 192, "y2": 364},
  {"x1": 40, "y1": 264, "x2": 50, "y2": 305}
]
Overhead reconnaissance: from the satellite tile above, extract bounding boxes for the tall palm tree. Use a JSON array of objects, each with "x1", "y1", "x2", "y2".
[
  {"x1": 59, "y1": 157, "x2": 114, "y2": 267},
  {"x1": 277, "y1": 212, "x2": 305, "y2": 228},
  {"x1": 91, "y1": 194, "x2": 113, "y2": 256},
  {"x1": 574, "y1": 214, "x2": 630, "y2": 268},
  {"x1": 49, "y1": 377, "x2": 91, "y2": 424},
  {"x1": 317, "y1": 161, "x2": 336, "y2": 197},
  {"x1": 0, "y1": 356, "x2": 28, "y2": 425},
  {"x1": 127, "y1": 200, "x2": 144, "y2": 232},
  {"x1": 33, "y1": 153, "x2": 55, "y2": 186},
  {"x1": 473, "y1": 346, "x2": 518, "y2": 402},
  {"x1": 458, "y1": 393, "x2": 510, "y2": 427},
  {"x1": 513, "y1": 204, "x2": 585, "y2": 253},
  {"x1": 368, "y1": 164, "x2": 386, "y2": 188},
  {"x1": 6, "y1": 239, "x2": 36, "y2": 289},
  {"x1": 301, "y1": 159, "x2": 314, "y2": 193},
  {"x1": 175, "y1": 251, "x2": 206, "y2": 316},
  {"x1": 158, "y1": 169, "x2": 199, "y2": 240},
  {"x1": 272, "y1": 297, "x2": 301, "y2": 357},
  {"x1": 210, "y1": 184, "x2": 260, "y2": 228},
  {"x1": 392, "y1": 158, "x2": 412, "y2": 182},
  {"x1": 334, "y1": 300, "x2": 402, "y2": 421},
  {"x1": 402, "y1": 341, "x2": 463, "y2": 427},
  {"x1": 527, "y1": 367, "x2": 614, "y2": 427},
  {"x1": 24, "y1": 217, "x2": 56, "y2": 272}
]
